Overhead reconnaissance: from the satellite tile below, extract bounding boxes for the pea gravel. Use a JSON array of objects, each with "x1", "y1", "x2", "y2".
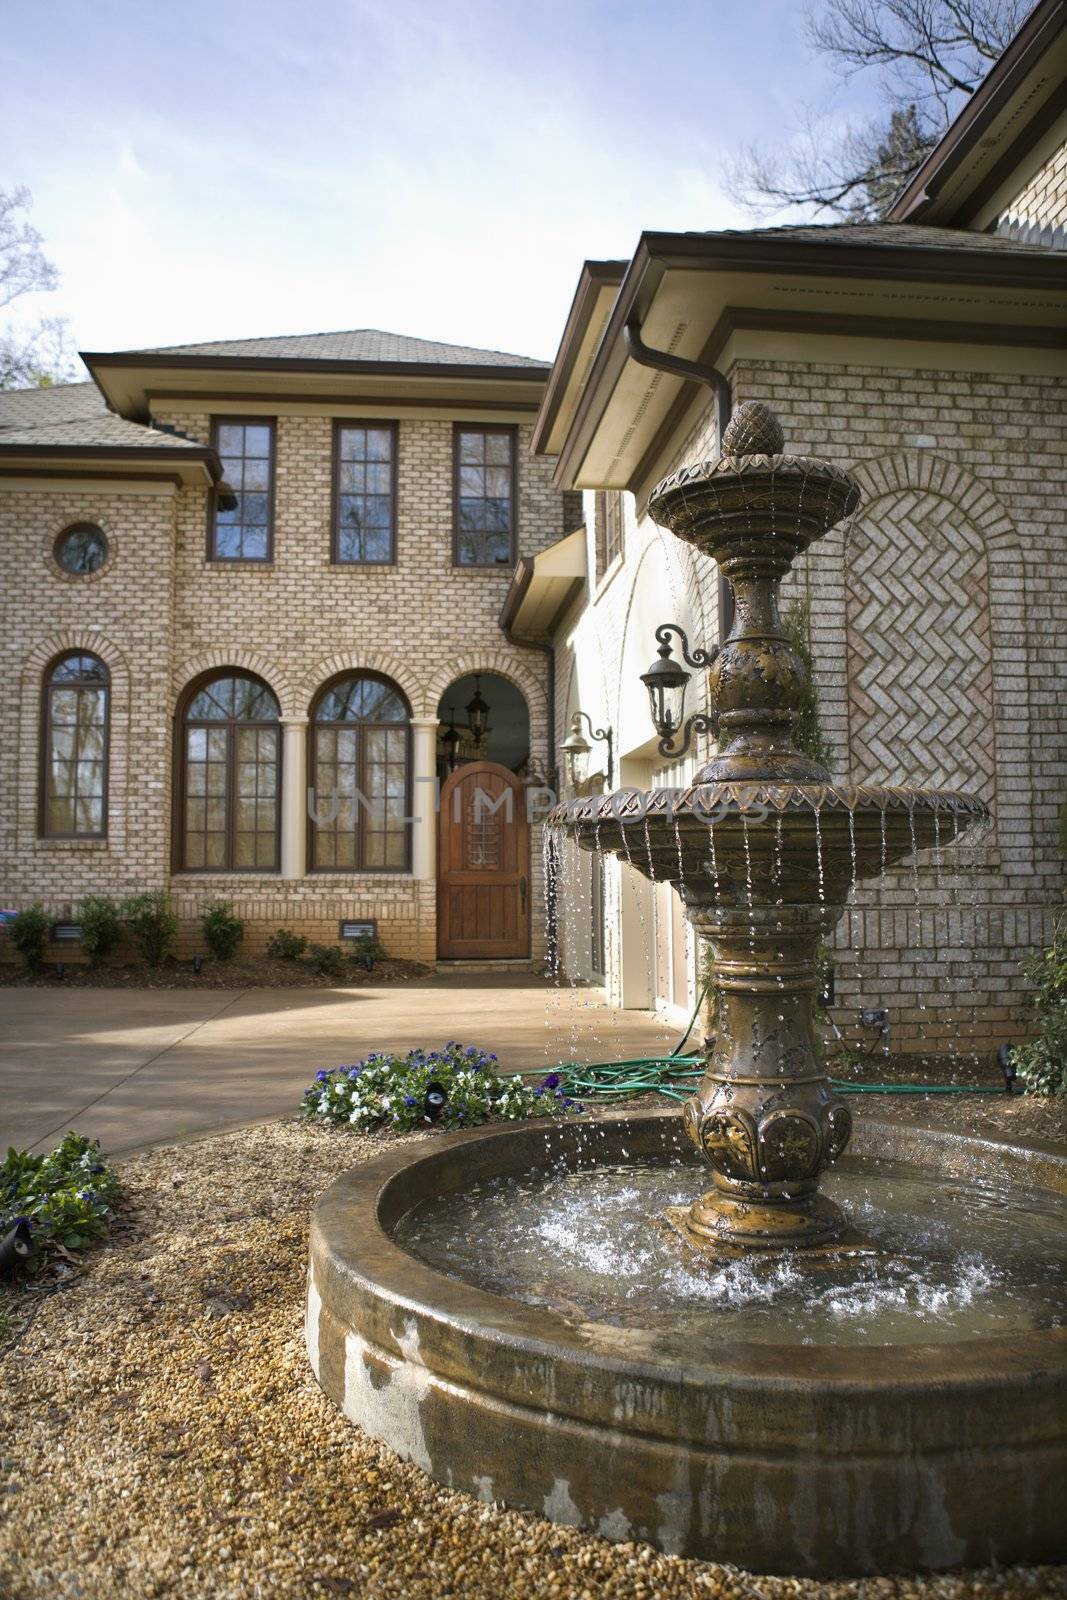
[{"x1": 2, "y1": 1108, "x2": 1064, "y2": 1600}]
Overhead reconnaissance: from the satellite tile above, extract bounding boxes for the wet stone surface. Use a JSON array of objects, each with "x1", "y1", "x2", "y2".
[{"x1": 1, "y1": 1107, "x2": 1065, "y2": 1599}]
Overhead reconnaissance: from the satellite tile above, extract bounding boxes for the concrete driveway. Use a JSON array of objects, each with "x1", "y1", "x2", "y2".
[{"x1": 0, "y1": 973, "x2": 677, "y2": 1154}]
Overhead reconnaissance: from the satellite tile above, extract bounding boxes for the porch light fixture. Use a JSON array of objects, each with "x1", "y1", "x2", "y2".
[
  {"x1": 561, "y1": 711, "x2": 614, "y2": 790},
  {"x1": 641, "y1": 623, "x2": 718, "y2": 760},
  {"x1": 465, "y1": 675, "x2": 490, "y2": 747}
]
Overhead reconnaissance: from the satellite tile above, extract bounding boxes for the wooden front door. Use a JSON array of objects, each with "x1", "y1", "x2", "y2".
[{"x1": 437, "y1": 761, "x2": 530, "y2": 959}]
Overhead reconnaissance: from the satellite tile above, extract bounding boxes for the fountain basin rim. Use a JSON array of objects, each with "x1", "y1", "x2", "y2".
[
  {"x1": 650, "y1": 451, "x2": 862, "y2": 502},
  {"x1": 309, "y1": 1108, "x2": 1064, "y2": 1391},
  {"x1": 547, "y1": 781, "x2": 990, "y2": 827}
]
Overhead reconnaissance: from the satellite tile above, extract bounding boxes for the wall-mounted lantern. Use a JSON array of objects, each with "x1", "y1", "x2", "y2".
[
  {"x1": 641, "y1": 624, "x2": 718, "y2": 760},
  {"x1": 561, "y1": 711, "x2": 614, "y2": 791}
]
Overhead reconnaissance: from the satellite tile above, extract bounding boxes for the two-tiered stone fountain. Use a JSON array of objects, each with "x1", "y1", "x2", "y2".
[{"x1": 306, "y1": 404, "x2": 1065, "y2": 1577}]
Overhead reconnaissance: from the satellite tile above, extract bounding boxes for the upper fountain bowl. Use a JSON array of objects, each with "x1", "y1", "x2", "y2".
[{"x1": 648, "y1": 400, "x2": 861, "y2": 574}]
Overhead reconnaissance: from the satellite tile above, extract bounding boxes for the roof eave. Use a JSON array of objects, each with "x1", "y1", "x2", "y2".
[
  {"x1": 530, "y1": 260, "x2": 628, "y2": 456},
  {"x1": 887, "y1": 0, "x2": 1067, "y2": 224},
  {"x1": 0, "y1": 441, "x2": 223, "y2": 484},
  {"x1": 549, "y1": 228, "x2": 1067, "y2": 491}
]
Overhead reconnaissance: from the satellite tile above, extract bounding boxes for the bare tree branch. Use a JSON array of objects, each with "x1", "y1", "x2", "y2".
[
  {"x1": 731, "y1": 0, "x2": 1026, "y2": 220},
  {"x1": 0, "y1": 186, "x2": 59, "y2": 311}
]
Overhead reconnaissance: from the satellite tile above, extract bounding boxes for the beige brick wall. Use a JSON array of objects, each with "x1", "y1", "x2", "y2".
[
  {"x1": 553, "y1": 358, "x2": 1066, "y2": 1052},
  {"x1": 994, "y1": 136, "x2": 1067, "y2": 239},
  {"x1": 1, "y1": 413, "x2": 571, "y2": 965}
]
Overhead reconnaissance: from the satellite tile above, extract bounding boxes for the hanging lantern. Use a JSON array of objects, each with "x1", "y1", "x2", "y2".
[
  {"x1": 465, "y1": 675, "x2": 490, "y2": 746},
  {"x1": 560, "y1": 715, "x2": 593, "y2": 790}
]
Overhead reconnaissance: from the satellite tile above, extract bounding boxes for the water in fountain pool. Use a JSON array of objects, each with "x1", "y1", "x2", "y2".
[{"x1": 395, "y1": 1151, "x2": 1065, "y2": 1351}]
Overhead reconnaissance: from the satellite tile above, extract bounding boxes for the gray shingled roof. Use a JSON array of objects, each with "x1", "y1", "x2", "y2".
[
  {"x1": 696, "y1": 221, "x2": 1066, "y2": 257},
  {"x1": 109, "y1": 327, "x2": 551, "y2": 367},
  {"x1": 0, "y1": 381, "x2": 207, "y2": 452}
]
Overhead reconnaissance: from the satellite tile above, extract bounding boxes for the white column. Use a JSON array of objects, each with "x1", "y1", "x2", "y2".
[
  {"x1": 280, "y1": 718, "x2": 308, "y2": 880},
  {"x1": 410, "y1": 717, "x2": 439, "y2": 881}
]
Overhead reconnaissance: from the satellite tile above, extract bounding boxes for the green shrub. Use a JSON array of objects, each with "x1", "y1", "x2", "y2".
[
  {"x1": 266, "y1": 928, "x2": 308, "y2": 960},
  {"x1": 1011, "y1": 917, "x2": 1067, "y2": 1099},
  {"x1": 350, "y1": 932, "x2": 385, "y2": 967},
  {"x1": 9, "y1": 903, "x2": 51, "y2": 972},
  {"x1": 303, "y1": 1043, "x2": 582, "y2": 1131},
  {"x1": 306, "y1": 942, "x2": 346, "y2": 981},
  {"x1": 1, "y1": 1132, "x2": 119, "y2": 1259},
  {"x1": 122, "y1": 891, "x2": 178, "y2": 967},
  {"x1": 782, "y1": 597, "x2": 834, "y2": 772},
  {"x1": 201, "y1": 899, "x2": 243, "y2": 961},
  {"x1": 79, "y1": 895, "x2": 123, "y2": 967}
]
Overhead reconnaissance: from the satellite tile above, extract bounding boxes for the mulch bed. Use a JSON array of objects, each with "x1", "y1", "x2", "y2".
[
  {"x1": 1, "y1": 1098, "x2": 1064, "y2": 1599},
  {"x1": 0, "y1": 956, "x2": 431, "y2": 990}
]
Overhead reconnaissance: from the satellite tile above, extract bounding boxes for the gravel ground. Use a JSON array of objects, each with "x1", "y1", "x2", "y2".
[{"x1": 1, "y1": 1101, "x2": 1064, "y2": 1600}]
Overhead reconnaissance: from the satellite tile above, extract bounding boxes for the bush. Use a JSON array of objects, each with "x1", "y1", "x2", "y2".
[
  {"x1": 79, "y1": 895, "x2": 123, "y2": 967},
  {"x1": 350, "y1": 932, "x2": 385, "y2": 968},
  {"x1": 1011, "y1": 917, "x2": 1067, "y2": 1099},
  {"x1": 122, "y1": 891, "x2": 178, "y2": 967},
  {"x1": 9, "y1": 903, "x2": 51, "y2": 972},
  {"x1": 306, "y1": 942, "x2": 346, "y2": 980},
  {"x1": 302, "y1": 1043, "x2": 583, "y2": 1132},
  {"x1": 782, "y1": 597, "x2": 834, "y2": 771},
  {"x1": 1, "y1": 1132, "x2": 119, "y2": 1260},
  {"x1": 266, "y1": 928, "x2": 308, "y2": 960},
  {"x1": 201, "y1": 899, "x2": 243, "y2": 961}
]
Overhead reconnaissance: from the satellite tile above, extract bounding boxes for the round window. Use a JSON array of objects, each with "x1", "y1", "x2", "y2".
[{"x1": 55, "y1": 524, "x2": 108, "y2": 575}]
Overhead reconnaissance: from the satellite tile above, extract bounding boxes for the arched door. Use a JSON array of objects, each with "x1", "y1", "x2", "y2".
[{"x1": 437, "y1": 761, "x2": 529, "y2": 959}]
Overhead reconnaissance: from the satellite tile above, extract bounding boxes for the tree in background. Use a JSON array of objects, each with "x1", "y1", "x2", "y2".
[
  {"x1": 727, "y1": 0, "x2": 1027, "y2": 220},
  {"x1": 0, "y1": 186, "x2": 78, "y2": 389}
]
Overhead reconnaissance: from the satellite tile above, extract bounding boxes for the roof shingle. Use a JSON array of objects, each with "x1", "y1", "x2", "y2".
[{"x1": 107, "y1": 327, "x2": 551, "y2": 367}]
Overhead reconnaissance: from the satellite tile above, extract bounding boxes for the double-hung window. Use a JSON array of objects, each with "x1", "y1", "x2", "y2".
[
  {"x1": 332, "y1": 423, "x2": 397, "y2": 563},
  {"x1": 453, "y1": 425, "x2": 516, "y2": 566},
  {"x1": 211, "y1": 418, "x2": 275, "y2": 560}
]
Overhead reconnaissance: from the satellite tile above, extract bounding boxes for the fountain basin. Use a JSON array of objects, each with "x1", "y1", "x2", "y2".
[{"x1": 306, "y1": 1109, "x2": 1066, "y2": 1577}]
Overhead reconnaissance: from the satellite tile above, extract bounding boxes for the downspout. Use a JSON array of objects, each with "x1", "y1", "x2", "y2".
[
  {"x1": 499, "y1": 564, "x2": 558, "y2": 966},
  {"x1": 623, "y1": 317, "x2": 735, "y2": 638}
]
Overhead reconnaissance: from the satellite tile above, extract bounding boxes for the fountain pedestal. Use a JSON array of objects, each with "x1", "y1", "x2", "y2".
[{"x1": 551, "y1": 401, "x2": 988, "y2": 1255}]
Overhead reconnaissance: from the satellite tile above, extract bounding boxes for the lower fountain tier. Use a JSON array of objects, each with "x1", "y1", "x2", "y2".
[{"x1": 548, "y1": 779, "x2": 988, "y2": 906}]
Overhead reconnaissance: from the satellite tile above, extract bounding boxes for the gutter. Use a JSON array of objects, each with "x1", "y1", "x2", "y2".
[{"x1": 622, "y1": 318, "x2": 735, "y2": 639}]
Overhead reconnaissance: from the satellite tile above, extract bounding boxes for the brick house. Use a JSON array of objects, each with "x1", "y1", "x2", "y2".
[
  {"x1": 0, "y1": 331, "x2": 581, "y2": 964},
  {"x1": 527, "y1": 0, "x2": 1066, "y2": 1052}
]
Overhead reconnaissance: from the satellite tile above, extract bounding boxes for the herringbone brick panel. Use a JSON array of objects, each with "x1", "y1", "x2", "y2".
[{"x1": 845, "y1": 490, "x2": 995, "y2": 804}]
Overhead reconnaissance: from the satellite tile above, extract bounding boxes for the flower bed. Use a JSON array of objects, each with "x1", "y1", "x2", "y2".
[
  {"x1": 302, "y1": 1043, "x2": 583, "y2": 1131},
  {"x1": 1, "y1": 1132, "x2": 119, "y2": 1265}
]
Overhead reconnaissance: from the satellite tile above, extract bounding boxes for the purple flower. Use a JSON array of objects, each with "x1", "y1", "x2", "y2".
[
  {"x1": 533, "y1": 1088, "x2": 544, "y2": 1098},
  {"x1": 403, "y1": 1095, "x2": 417, "y2": 1108},
  {"x1": 542, "y1": 1073, "x2": 561, "y2": 1091},
  {"x1": 315, "y1": 1070, "x2": 331, "y2": 1082}
]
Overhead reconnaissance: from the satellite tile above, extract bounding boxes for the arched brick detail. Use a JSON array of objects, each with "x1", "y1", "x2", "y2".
[
  {"x1": 297, "y1": 650, "x2": 423, "y2": 720},
  {"x1": 422, "y1": 651, "x2": 546, "y2": 722},
  {"x1": 172, "y1": 650, "x2": 300, "y2": 719}
]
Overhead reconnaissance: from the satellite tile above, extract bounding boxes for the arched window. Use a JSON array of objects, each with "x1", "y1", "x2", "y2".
[
  {"x1": 40, "y1": 652, "x2": 110, "y2": 838},
  {"x1": 179, "y1": 672, "x2": 280, "y2": 871},
  {"x1": 310, "y1": 674, "x2": 410, "y2": 871}
]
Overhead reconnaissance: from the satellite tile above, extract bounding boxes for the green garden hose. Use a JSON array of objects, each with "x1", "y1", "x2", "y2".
[{"x1": 555, "y1": 1055, "x2": 1007, "y2": 1103}]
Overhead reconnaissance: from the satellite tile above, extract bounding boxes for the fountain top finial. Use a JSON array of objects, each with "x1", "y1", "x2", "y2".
[{"x1": 721, "y1": 400, "x2": 784, "y2": 458}]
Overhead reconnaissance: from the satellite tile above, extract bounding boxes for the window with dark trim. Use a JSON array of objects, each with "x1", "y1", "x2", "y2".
[
  {"x1": 210, "y1": 418, "x2": 275, "y2": 560},
  {"x1": 309, "y1": 674, "x2": 410, "y2": 871},
  {"x1": 594, "y1": 490, "x2": 624, "y2": 579},
  {"x1": 178, "y1": 673, "x2": 280, "y2": 871},
  {"x1": 40, "y1": 653, "x2": 109, "y2": 838},
  {"x1": 332, "y1": 422, "x2": 397, "y2": 563},
  {"x1": 453, "y1": 425, "x2": 516, "y2": 566}
]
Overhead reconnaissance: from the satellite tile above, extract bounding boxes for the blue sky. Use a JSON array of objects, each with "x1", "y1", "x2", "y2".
[{"x1": 3, "y1": 0, "x2": 881, "y2": 363}]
